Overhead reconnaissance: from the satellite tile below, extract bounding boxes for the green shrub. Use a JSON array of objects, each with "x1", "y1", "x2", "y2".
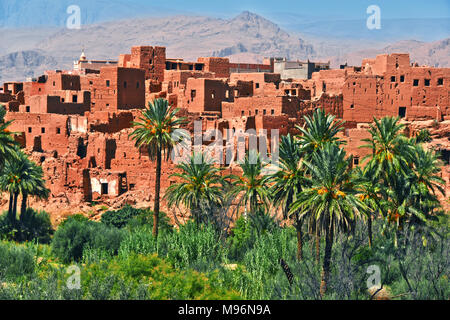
[
  {"x1": 120, "y1": 221, "x2": 227, "y2": 272},
  {"x1": 101, "y1": 205, "x2": 143, "y2": 229},
  {"x1": 0, "y1": 209, "x2": 53, "y2": 244},
  {"x1": 228, "y1": 210, "x2": 280, "y2": 260},
  {"x1": 164, "y1": 221, "x2": 228, "y2": 271},
  {"x1": 51, "y1": 218, "x2": 124, "y2": 263},
  {"x1": 0, "y1": 242, "x2": 35, "y2": 281},
  {"x1": 0, "y1": 253, "x2": 240, "y2": 300},
  {"x1": 0, "y1": 212, "x2": 18, "y2": 241},
  {"x1": 119, "y1": 226, "x2": 159, "y2": 257},
  {"x1": 126, "y1": 210, "x2": 173, "y2": 232},
  {"x1": 101, "y1": 205, "x2": 173, "y2": 232},
  {"x1": 58, "y1": 214, "x2": 90, "y2": 227},
  {"x1": 227, "y1": 216, "x2": 252, "y2": 260},
  {"x1": 17, "y1": 209, "x2": 53, "y2": 244},
  {"x1": 82, "y1": 253, "x2": 240, "y2": 300}
]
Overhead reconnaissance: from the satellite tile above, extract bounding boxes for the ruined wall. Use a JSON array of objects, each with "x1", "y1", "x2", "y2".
[
  {"x1": 230, "y1": 73, "x2": 281, "y2": 97},
  {"x1": 342, "y1": 63, "x2": 450, "y2": 123},
  {"x1": 163, "y1": 70, "x2": 215, "y2": 95},
  {"x1": 197, "y1": 57, "x2": 230, "y2": 78},
  {"x1": 229, "y1": 62, "x2": 273, "y2": 74},
  {"x1": 362, "y1": 53, "x2": 410, "y2": 77},
  {"x1": 342, "y1": 75, "x2": 379, "y2": 123},
  {"x1": 45, "y1": 72, "x2": 81, "y2": 92},
  {"x1": 117, "y1": 68, "x2": 146, "y2": 110},
  {"x1": 124, "y1": 46, "x2": 166, "y2": 82},
  {"x1": 80, "y1": 67, "x2": 145, "y2": 112},
  {"x1": 5, "y1": 112, "x2": 72, "y2": 155},
  {"x1": 230, "y1": 96, "x2": 302, "y2": 118},
  {"x1": 183, "y1": 78, "x2": 232, "y2": 113},
  {"x1": 339, "y1": 124, "x2": 373, "y2": 167}
]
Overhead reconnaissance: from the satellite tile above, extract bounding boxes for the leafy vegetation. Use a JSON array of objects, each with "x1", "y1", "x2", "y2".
[
  {"x1": 0, "y1": 103, "x2": 448, "y2": 300},
  {"x1": 51, "y1": 218, "x2": 123, "y2": 263}
]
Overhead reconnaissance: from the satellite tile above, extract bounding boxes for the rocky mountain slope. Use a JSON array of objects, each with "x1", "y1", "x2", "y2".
[
  {"x1": 0, "y1": 11, "x2": 448, "y2": 82},
  {"x1": 0, "y1": 50, "x2": 59, "y2": 83}
]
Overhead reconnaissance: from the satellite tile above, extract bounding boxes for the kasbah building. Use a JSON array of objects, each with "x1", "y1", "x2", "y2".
[{"x1": 0, "y1": 45, "x2": 449, "y2": 223}]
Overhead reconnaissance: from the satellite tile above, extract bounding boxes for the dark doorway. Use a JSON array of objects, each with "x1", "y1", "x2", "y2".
[
  {"x1": 33, "y1": 136, "x2": 42, "y2": 152},
  {"x1": 398, "y1": 107, "x2": 406, "y2": 118},
  {"x1": 101, "y1": 183, "x2": 109, "y2": 195},
  {"x1": 439, "y1": 149, "x2": 450, "y2": 165},
  {"x1": 105, "y1": 139, "x2": 117, "y2": 169}
]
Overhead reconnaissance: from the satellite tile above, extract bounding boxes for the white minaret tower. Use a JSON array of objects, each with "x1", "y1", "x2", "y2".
[{"x1": 74, "y1": 47, "x2": 87, "y2": 70}]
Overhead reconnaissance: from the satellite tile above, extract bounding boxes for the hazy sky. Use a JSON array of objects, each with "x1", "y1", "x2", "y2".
[{"x1": 1, "y1": 0, "x2": 449, "y2": 29}]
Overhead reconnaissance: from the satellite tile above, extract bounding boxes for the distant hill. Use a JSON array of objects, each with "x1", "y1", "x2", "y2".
[
  {"x1": 333, "y1": 38, "x2": 450, "y2": 68},
  {"x1": 0, "y1": 11, "x2": 318, "y2": 81},
  {"x1": 0, "y1": 11, "x2": 448, "y2": 82},
  {"x1": 0, "y1": 50, "x2": 59, "y2": 83}
]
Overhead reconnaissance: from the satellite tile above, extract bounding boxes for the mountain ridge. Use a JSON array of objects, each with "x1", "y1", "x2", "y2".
[{"x1": 0, "y1": 11, "x2": 448, "y2": 82}]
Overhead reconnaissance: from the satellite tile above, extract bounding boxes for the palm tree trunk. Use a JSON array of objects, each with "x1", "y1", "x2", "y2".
[
  {"x1": 394, "y1": 228, "x2": 399, "y2": 249},
  {"x1": 12, "y1": 192, "x2": 19, "y2": 221},
  {"x1": 193, "y1": 205, "x2": 201, "y2": 228},
  {"x1": 320, "y1": 225, "x2": 334, "y2": 297},
  {"x1": 21, "y1": 192, "x2": 28, "y2": 215},
  {"x1": 7, "y1": 192, "x2": 14, "y2": 222},
  {"x1": 315, "y1": 227, "x2": 320, "y2": 264},
  {"x1": 153, "y1": 146, "x2": 162, "y2": 239},
  {"x1": 295, "y1": 213, "x2": 303, "y2": 261},
  {"x1": 368, "y1": 214, "x2": 373, "y2": 248}
]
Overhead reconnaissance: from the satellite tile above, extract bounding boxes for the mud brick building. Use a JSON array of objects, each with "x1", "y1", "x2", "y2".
[{"x1": 1, "y1": 47, "x2": 449, "y2": 218}]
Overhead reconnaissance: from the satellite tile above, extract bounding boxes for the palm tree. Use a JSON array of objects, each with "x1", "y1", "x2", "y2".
[
  {"x1": 381, "y1": 173, "x2": 420, "y2": 247},
  {"x1": 376, "y1": 150, "x2": 442, "y2": 247},
  {"x1": 290, "y1": 143, "x2": 365, "y2": 296},
  {"x1": 0, "y1": 151, "x2": 49, "y2": 223},
  {"x1": 296, "y1": 108, "x2": 345, "y2": 155},
  {"x1": 296, "y1": 108, "x2": 346, "y2": 262},
  {"x1": 20, "y1": 159, "x2": 50, "y2": 215},
  {"x1": 0, "y1": 104, "x2": 18, "y2": 171},
  {"x1": 129, "y1": 98, "x2": 187, "y2": 239},
  {"x1": 411, "y1": 145, "x2": 445, "y2": 201},
  {"x1": 361, "y1": 116, "x2": 414, "y2": 184},
  {"x1": 354, "y1": 165, "x2": 383, "y2": 248},
  {"x1": 414, "y1": 129, "x2": 432, "y2": 144},
  {"x1": 270, "y1": 134, "x2": 308, "y2": 260},
  {"x1": 361, "y1": 117, "x2": 441, "y2": 247},
  {"x1": 165, "y1": 153, "x2": 225, "y2": 226},
  {"x1": 228, "y1": 150, "x2": 271, "y2": 218}
]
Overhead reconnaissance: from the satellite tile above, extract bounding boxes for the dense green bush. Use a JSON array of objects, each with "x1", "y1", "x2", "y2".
[
  {"x1": 217, "y1": 219, "x2": 450, "y2": 300},
  {"x1": 17, "y1": 209, "x2": 53, "y2": 244},
  {"x1": 84, "y1": 254, "x2": 240, "y2": 300},
  {"x1": 0, "y1": 212, "x2": 17, "y2": 241},
  {"x1": 0, "y1": 252, "x2": 240, "y2": 300},
  {"x1": 51, "y1": 218, "x2": 124, "y2": 263},
  {"x1": 120, "y1": 221, "x2": 228, "y2": 272},
  {"x1": 101, "y1": 205, "x2": 144, "y2": 229},
  {"x1": 101, "y1": 205, "x2": 173, "y2": 232},
  {"x1": 0, "y1": 212, "x2": 448, "y2": 300},
  {"x1": 58, "y1": 214, "x2": 90, "y2": 227},
  {"x1": 227, "y1": 216, "x2": 251, "y2": 259},
  {"x1": 164, "y1": 221, "x2": 228, "y2": 271},
  {"x1": 118, "y1": 226, "x2": 160, "y2": 257},
  {"x1": 0, "y1": 242, "x2": 35, "y2": 281},
  {"x1": 227, "y1": 210, "x2": 280, "y2": 260},
  {"x1": 0, "y1": 210, "x2": 53, "y2": 244}
]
